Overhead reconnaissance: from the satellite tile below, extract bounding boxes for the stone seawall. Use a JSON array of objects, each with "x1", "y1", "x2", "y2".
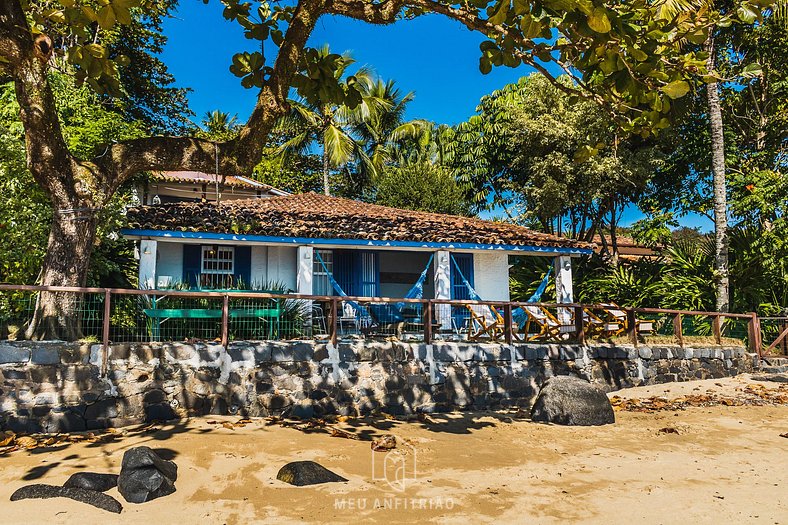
[{"x1": 0, "y1": 340, "x2": 755, "y2": 433}]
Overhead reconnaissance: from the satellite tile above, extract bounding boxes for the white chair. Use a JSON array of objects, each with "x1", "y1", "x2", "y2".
[{"x1": 339, "y1": 301, "x2": 360, "y2": 334}]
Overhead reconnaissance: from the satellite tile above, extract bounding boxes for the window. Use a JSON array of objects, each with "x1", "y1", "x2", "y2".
[
  {"x1": 200, "y1": 245, "x2": 234, "y2": 288},
  {"x1": 313, "y1": 249, "x2": 333, "y2": 296}
]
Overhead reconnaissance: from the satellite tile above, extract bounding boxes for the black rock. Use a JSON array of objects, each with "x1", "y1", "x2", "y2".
[
  {"x1": 63, "y1": 472, "x2": 118, "y2": 492},
  {"x1": 752, "y1": 373, "x2": 788, "y2": 383},
  {"x1": 276, "y1": 461, "x2": 348, "y2": 486},
  {"x1": 530, "y1": 375, "x2": 615, "y2": 426},
  {"x1": 117, "y1": 447, "x2": 178, "y2": 504},
  {"x1": 10, "y1": 484, "x2": 122, "y2": 513}
]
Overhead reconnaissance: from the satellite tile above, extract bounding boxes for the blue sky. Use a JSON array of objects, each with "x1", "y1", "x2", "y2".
[{"x1": 160, "y1": 2, "x2": 712, "y2": 231}]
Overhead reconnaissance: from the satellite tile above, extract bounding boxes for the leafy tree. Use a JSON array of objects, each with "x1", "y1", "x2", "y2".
[
  {"x1": 350, "y1": 78, "x2": 428, "y2": 186},
  {"x1": 200, "y1": 110, "x2": 241, "y2": 142},
  {"x1": 0, "y1": 0, "x2": 772, "y2": 338},
  {"x1": 0, "y1": 75, "x2": 142, "y2": 289},
  {"x1": 636, "y1": 9, "x2": 788, "y2": 313},
  {"x1": 454, "y1": 74, "x2": 663, "y2": 263},
  {"x1": 373, "y1": 162, "x2": 473, "y2": 216},
  {"x1": 276, "y1": 46, "x2": 380, "y2": 196}
]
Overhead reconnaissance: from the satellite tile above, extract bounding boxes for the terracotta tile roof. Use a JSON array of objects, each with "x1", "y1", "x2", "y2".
[
  {"x1": 150, "y1": 171, "x2": 287, "y2": 193},
  {"x1": 125, "y1": 193, "x2": 593, "y2": 250}
]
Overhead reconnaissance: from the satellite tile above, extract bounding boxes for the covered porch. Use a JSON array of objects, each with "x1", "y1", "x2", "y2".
[{"x1": 121, "y1": 192, "x2": 592, "y2": 341}]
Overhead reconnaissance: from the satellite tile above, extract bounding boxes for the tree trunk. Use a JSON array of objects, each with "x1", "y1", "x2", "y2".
[
  {"x1": 706, "y1": 33, "x2": 730, "y2": 313},
  {"x1": 322, "y1": 137, "x2": 330, "y2": 196},
  {"x1": 25, "y1": 206, "x2": 99, "y2": 341}
]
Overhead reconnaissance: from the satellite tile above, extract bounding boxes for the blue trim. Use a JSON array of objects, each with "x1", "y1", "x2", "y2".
[{"x1": 121, "y1": 228, "x2": 593, "y2": 255}]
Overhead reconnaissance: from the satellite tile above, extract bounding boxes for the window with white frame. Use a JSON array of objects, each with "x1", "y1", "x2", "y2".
[
  {"x1": 313, "y1": 249, "x2": 333, "y2": 296},
  {"x1": 200, "y1": 246, "x2": 234, "y2": 288}
]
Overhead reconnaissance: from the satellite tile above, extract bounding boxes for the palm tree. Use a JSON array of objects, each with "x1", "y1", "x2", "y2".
[
  {"x1": 350, "y1": 78, "x2": 429, "y2": 183},
  {"x1": 276, "y1": 46, "x2": 382, "y2": 196},
  {"x1": 201, "y1": 110, "x2": 240, "y2": 142}
]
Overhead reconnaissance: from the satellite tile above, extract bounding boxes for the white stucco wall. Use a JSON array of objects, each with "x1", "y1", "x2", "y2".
[
  {"x1": 472, "y1": 251, "x2": 510, "y2": 301},
  {"x1": 265, "y1": 246, "x2": 298, "y2": 291},
  {"x1": 156, "y1": 241, "x2": 183, "y2": 287},
  {"x1": 250, "y1": 246, "x2": 268, "y2": 287}
]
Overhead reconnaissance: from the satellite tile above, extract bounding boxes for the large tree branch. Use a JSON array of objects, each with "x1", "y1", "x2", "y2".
[{"x1": 101, "y1": 0, "x2": 327, "y2": 184}]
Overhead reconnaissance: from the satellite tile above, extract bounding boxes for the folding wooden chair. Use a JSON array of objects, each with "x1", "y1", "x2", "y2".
[
  {"x1": 598, "y1": 303, "x2": 654, "y2": 337},
  {"x1": 514, "y1": 305, "x2": 566, "y2": 342},
  {"x1": 466, "y1": 304, "x2": 505, "y2": 341}
]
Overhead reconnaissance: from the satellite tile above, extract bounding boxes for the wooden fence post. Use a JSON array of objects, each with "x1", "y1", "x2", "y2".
[
  {"x1": 221, "y1": 294, "x2": 229, "y2": 347},
  {"x1": 329, "y1": 298, "x2": 338, "y2": 346},
  {"x1": 574, "y1": 305, "x2": 585, "y2": 346},
  {"x1": 782, "y1": 319, "x2": 788, "y2": 356},
  {"x1": 503, "y1": 303, "x2": 513, "y2": 345},
  {"x1": 712, "y1": 315, "x2": 722, "y2": 345},
  {"x1": 627, "y1": 309, "x2": 638, "y2": 346},
  {"x1": 748, "y1": 313, "x2": 760, "y2": 356},
  {"x1": 102, "y1": 289, "x2": 111, "y2": 376},
  {"x1": 673, "y1": 313, "x2": 684, "y2": 348},
  {"x1": 424, "y1": 300, "x2": 433, "y2": 344}
]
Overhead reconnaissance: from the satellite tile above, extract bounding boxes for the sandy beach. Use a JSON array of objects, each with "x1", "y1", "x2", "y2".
[{"x1": 0, "y1": 374, "x2": 785, "y2": 525}]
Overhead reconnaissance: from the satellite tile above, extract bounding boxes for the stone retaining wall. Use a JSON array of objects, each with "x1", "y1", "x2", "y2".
[{"x1": 0, "y1": 340, "x2": 755, "y2": 433}]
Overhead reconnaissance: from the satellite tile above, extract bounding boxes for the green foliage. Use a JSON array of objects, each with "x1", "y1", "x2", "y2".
[
  {"x1": 199, "y1": 110, "x2": 241, "y2": 142},
  {"x1": 509, "y1": 256, "x2": 555, "y2": 303},
  {"x1": 0, "y1": 74, "x2": 143, "y2": 287},
  {"x1": 372, "y1": 162, "x2": 473, "y2": 216},
  {"x1": 577, "y1": 259, "x2": 662, "y2": 308},
  {"x1": 453, "y1": 74, "x2": 663, "y2": 242},
  {"x1": 649, "y1": 240, "x2": 717, "y2": 311}
]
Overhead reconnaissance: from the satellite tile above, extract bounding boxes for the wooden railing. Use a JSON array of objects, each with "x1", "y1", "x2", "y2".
[{"x1": 0, "y1": 284, "x2": 767, "y2": 373}]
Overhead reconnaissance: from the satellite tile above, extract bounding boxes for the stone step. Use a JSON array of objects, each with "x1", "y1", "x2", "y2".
[{"x1": 760, "y1": 356, "x2": 788, "y2": 372}]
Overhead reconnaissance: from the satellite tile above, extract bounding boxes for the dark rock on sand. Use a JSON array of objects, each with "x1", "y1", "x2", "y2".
[
  {"x1": 63, "y1": 472, "x2": 118, "y2": 492},
  {"x1": 752, "y1": 373, "x2": 788, "y2": 383},
  {"x1": 10, "y1": 484, "x2": 122, "y2": 513},
  {"x1": 530, "y1": 375, "x2": 615, "y2": 426},
  {"x1": 117, "y1": 447, "x2": 178, "y2": 504},
  {"x1": 276, "y1": 461, "x2": 348, "y2": 486}
]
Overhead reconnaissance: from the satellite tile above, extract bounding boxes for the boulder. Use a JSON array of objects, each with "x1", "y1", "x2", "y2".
[
  {"x1": 10, "y1": 484, "x2": 122, "y2": 513},
  {"x1": 276, "y1": 461, "x2": 347, "y2": 486},
  {"x1": 117, "y1": 447, "x2": 178, "y2": 503},
  {"x1": 63, "y1": 472, "x2": 118, "y2": 492},
  {"x1": 530, "y1": 375, "x2": 615, "y2": 426}
]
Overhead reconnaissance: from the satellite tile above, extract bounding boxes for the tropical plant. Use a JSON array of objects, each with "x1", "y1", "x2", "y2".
[
  {"x1": 200, "y1": 110, "x2": 241, "y2": 142},
  {"x1": 350, "y1": 78, "x2": 428, "y2": 188},
  {"x1": 276, "y1": 46, "x2": 381, "y2": 196}
]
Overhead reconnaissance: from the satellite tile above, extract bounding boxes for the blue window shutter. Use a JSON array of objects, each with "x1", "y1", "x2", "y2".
[
  {"x1": 450, "y1": 253, "x2": 474, "y2": 299},
  {"x1": 234, "y1": 246, "x2": 251, "y2": 288},
  {"x1": 182, "y1": 244, "x2": 201, "y2": 288},
  {"x1": 334, "y1": 250, "x2": 354, "y2": 295}
]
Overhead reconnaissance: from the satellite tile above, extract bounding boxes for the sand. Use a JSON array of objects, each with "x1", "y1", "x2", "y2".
[{"x1": 0, "y1": 374, "x2": 785, "y2": 525}]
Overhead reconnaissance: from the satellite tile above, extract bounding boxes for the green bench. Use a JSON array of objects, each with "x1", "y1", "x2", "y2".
[{"x1": 143, "y1": 291, "x2": 283, "y2": 341}]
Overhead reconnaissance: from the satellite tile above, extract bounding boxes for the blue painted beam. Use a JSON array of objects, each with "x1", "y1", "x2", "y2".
[{"x1": 120, "y1": 228, "x2": 593, "y2": 255}]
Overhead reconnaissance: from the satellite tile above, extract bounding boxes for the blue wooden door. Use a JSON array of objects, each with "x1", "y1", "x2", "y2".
[
  {"x1": 450, "y1": 253, "x2": 474, "y2": 327},
  {"x1": 333, "y1": 250, "x2": 379, "y2": 297}
]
